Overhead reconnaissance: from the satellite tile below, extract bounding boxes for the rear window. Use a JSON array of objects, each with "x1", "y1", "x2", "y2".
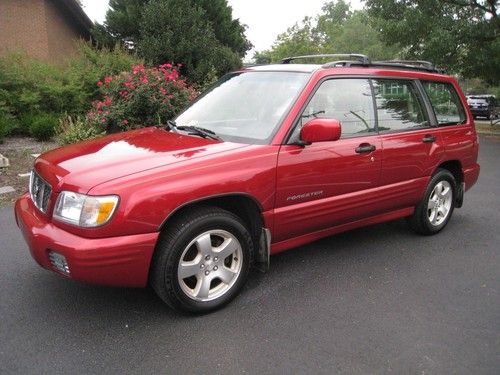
[{"x1": 422, "y1": 81, "x2": 466, "y2": 125}]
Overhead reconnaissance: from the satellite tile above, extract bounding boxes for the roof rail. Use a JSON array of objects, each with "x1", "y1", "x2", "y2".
[
  {"x1": 323, "y1": 60, "x2": 445, "y2": 74},
  {"x1": 372, "y1": 60, "x2": 445, "y2": 74},
  {"x1": 281, "y1": 54, "x2": 445, "y2": 74},
  {"x1": 377, "y1": 60, "x2": 435, "y2": 69},
  {"x1": 282, "y1": 54, "x2": 371, "y2": 65}
]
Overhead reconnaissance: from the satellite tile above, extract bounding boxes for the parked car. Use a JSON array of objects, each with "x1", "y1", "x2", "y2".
[
  {"x1": 466, "y1": 95, "x2": 499, "y2": 119},
  {"x1": 15, "y1": 54, "x2": 480, "y2": 313}
]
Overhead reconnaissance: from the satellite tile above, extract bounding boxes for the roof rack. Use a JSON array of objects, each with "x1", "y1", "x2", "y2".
[
  {"x1": 378, "y1": 60, "x2": 435, "y2": 69},
  {"x1": 373, "y1": 60, "x2": 445, "y2": 74},
  {"x1": 281, "y1": 54, "x2": 371, "y2": 65},
  {"x1": 281, "y1": 53, "x2": 445, "y2": 74}
]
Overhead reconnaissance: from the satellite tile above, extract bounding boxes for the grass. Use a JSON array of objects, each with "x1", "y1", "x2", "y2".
[{"x1": 475, "y1": 120, "x2": 500, "y2": 137}]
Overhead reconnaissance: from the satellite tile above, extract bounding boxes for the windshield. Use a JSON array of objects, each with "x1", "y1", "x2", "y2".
[{"x1": 175, "y1": 71, "x2": 310, "y2": 144}]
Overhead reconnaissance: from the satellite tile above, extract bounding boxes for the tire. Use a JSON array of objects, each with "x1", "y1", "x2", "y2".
[
  {"x1": 408, "y1": 169, "x2": 456, "y2": 235},
  {"x1": 150, "y1": 206, "x2": 253, "y2": 313}
]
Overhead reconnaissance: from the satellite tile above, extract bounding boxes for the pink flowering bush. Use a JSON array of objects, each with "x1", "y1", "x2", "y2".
[{"x1": 88, "y1": 63, "x2": 198, "y2": 133}]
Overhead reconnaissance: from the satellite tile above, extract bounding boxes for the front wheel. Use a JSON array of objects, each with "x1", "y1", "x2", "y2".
[
  {"x1": 408, "y1": 169, "x2": 456, "y2": 235},
  {"x1": 150, "y1": 206, "x2": 253, "y2": 313}
]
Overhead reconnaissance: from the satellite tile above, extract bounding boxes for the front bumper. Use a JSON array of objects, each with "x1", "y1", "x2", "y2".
[{"x1": 15, "y1": 194, "x2": 159, "y2": 287}]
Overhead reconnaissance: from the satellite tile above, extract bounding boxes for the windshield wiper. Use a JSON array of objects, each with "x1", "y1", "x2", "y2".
[
  {"x1": 177, "y1": 125, "x2": 222, "y2": 141},
  {"x1": 165, "y1": 120, "x2": 222, "y2": 141},
  {"x1": 165, "y1": 119, "x2": 179, "y2": 133}
]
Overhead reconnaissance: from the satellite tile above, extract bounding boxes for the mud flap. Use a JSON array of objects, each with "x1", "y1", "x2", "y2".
[
  {"x1": 455, "y1": 182, "x2": 464, "y2": 208},
  {"x1": 255, "y1": 228, "x2": 271, "y2": 273}
]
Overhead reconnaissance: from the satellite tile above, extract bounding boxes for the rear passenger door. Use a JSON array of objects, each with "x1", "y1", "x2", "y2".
[
  {"x1": 374, "y1": 79, "x2": 445, "y2": 211},
  {"x1": 421, "y1": 80, "x2": 477, "y2": 184}
]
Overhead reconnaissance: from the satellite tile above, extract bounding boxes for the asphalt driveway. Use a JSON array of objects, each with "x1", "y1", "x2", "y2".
[{"x1": 0, "y1": 136, "x2": 498, "y2": 374}]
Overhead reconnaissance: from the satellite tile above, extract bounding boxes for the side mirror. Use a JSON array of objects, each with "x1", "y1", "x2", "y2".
[{"x1": 300, "y1": 118, "x2": 342, "y2": 144}]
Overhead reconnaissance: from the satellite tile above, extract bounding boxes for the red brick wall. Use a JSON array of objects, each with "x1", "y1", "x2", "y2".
[
  {"x1": 0, "y1": 0, "x2": 50, "y2": 60},
  {"x1": 0, "y1": 0, "x2": 90, "y2": 64},
  {"x1": 44, "y1": 0, "x2": 85, "y2": 63}
]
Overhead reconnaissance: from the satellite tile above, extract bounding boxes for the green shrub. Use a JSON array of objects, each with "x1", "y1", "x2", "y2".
[
  {"x1": 0, "y1": 43, "x2": 143, "y2": 140},
  {"x1": 65, "y1": 42, "x2": 144, "y2": 111},
  {"x1": 87, "y1": 63, "x2": 198, "y2": 133},
  {"x1": 18, "y1": 113, "x2": 39, "y2": 136},
  {"x1": 57, "y1": 115, "x2": 104, "y2": 145},
  {"x1": 0, "y1": 53, "x2": 75, "y2": 119},
  {"x1": 29, "y1": 113, "x2": 59, "y2": 141},
  {"x1": 0, "y1": 111, "x2": 18, "y2": 142},
  {"x1": 0, "y1": 113, "x2": 8, "y2": 143}
]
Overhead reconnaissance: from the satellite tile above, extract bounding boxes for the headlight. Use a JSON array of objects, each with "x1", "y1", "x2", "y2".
[{"x1": 53, "y1": 191, "x2": 119, "y2": 227}]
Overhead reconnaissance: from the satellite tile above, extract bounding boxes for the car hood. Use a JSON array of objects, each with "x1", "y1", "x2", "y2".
[{"x1": 34, "y1": 127, "x2": 247, "y2": 193}]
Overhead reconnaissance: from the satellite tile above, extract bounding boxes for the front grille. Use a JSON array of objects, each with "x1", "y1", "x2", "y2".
[
  {"x1": 29, "y1": 171, "x2": 52, "y2": 213},
  {"x1": 48, "y1": 251, "x2": 70, "y2": 276}
]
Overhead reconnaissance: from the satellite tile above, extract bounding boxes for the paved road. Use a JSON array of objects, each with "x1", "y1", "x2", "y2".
[{"x1": 1, "y1": 136, "x2": 499, "y2": 374}]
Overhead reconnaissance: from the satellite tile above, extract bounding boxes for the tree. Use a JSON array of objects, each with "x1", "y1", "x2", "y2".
[
  {"x1": 92, "y1": 0, "x2": 252, "y2": 84},
  {"x1": 196, "y1": 0, "x2": 252, "y2": 57},
  {"x1": 267, "y1": 17, "x2": 322, "y2": 62},
  {"x1": 138, "y1": 0, "x2": 241, "y2": 84},
  {"x1": 365, "y1": 0, "x2": 500, "y2": 84},
  {"x1": 259, "y1": 1, "x2": 397, "y2": 63},
  {"x1": 92, "y1": 0, "x2": 147, "y2": 47},
  {"x1": 252, "y1": 51, "x2": 272, "y2": 65}
]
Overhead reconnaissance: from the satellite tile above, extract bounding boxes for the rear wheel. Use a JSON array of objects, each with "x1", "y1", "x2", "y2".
[
  {"x1": 408, "y1": 169, "x2": 456, "y2": 235},
  {"x1": 150, "y1": 206, "x2": 253, "y2": 313}
]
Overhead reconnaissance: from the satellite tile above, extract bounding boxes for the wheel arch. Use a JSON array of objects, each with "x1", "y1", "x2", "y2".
[
  {"x1": 158, "y1": 193, "x2": 269, "y2": 269},
  {"x1": 436, "y1": 160, "x2": 464, "y2": 207}
]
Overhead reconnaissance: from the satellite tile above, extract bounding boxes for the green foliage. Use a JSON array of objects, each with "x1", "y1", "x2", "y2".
[
  {"x1": 365, "y1": 0, "x2": 500, "y2": 84},
  {"x1": 0, "y1": 111, "x2": 15, "y2": 143},
  {"x1": 0, "y1": 125, "x2": 5, "y2": 144},
  {"x1": 0, "y1": 53, "x2": 79, "y2": 131},
  {"x1": 259, "y1": 1, "x2": 397, "y2": 63},
  {"x1": 0, "y1": 108, "x2": 19, "y2": 140},
  {"x1": 461, "y1": 78, "x2": 500, "y2": 97},
  {"x1": 65, "y1": 42, "x2": 143, "y2": 110},
  {"x1": 29, "y1": 113, "x2": 59, "y2": 141},
  {"x1": 87, "y1": 63, "x2": 198, "y2": 133},
  {"x1": 267, "y1": 17, "x2": 322, "y2": 61},
  {"x1": 92, "y1": 0, "x2": 251, "y2": 85},
  {"x1": 0, "y1": 44, "x2": 142, "y2": 139},
  {"x1": 253, "y1": 51, "x2": 272, "y2": 65},
  {"x1": 97, "y1": 0, "x2": 144, "y2": 46},
  {"x1": 57, "y1": 115, "x2": 104, "y2": 145},
  {"x1": 195, "y1": 0, "x2": 253, "y2": 57}
]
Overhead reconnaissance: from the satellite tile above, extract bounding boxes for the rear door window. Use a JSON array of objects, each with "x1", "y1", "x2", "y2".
[
  {"x1": 372, "y1": 79, "x2": 429, "y2": 132},
  {"x1": 422, "y1": 81, "x2": 466, "y2": 125}
]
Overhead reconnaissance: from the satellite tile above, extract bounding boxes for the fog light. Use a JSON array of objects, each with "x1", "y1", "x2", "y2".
[{"x1": 48, "y1": 251, "x2": 70, "y2": 276}]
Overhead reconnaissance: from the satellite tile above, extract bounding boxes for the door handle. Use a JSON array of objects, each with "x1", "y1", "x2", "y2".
[
  {"x1": 422, "y1": 135, "x2": 436, "y2": 143},
  {"x1": 355, "y1": 144, "x2": 376, "y2": 153}
]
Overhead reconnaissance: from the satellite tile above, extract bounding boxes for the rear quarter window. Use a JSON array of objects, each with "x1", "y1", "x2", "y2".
[
  {"x1": 372, "y1": 79, "x2": 429, "y2": 132},
  {"x1": 422, "y1": 81, "x2": 466, "y2": 125}
]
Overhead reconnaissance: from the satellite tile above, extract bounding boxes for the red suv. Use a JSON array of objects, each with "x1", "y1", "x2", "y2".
[{"x1": 15, "y1": 54, "x2": 480, "y2": 313}]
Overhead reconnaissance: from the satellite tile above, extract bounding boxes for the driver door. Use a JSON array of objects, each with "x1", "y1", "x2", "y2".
[{"x1": 274, "y1": 78, "x2": 382, "y2": 243}]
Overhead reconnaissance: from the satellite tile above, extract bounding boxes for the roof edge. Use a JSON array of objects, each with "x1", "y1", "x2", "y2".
[{"x1": 56, "y1": 0, "x2": 94, "y2": 35}]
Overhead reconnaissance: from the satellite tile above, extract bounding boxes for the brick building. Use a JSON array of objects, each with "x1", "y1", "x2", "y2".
[{"x1": 0, "y1": 0, "x2": 93, "y2": 64}]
